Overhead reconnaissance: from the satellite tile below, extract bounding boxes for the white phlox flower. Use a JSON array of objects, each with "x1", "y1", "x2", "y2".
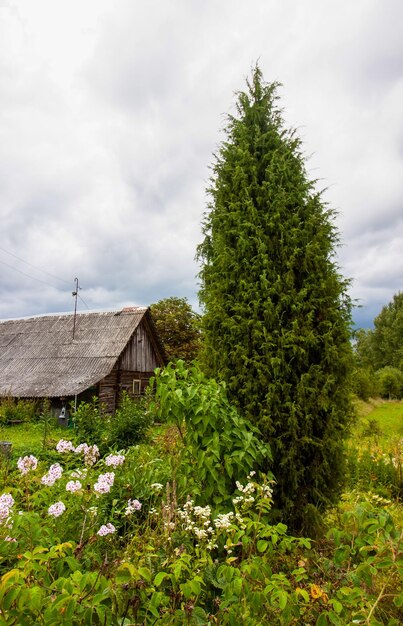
[
  {"x1": 124, "y1": 499, "x2": 142, "y2": 516},
  {"x1": 41, "y1": 463, "x2": 63, "y2": 486},
  {"x1": 66, "y1": 480, "x2": 82, "y2": 493},
  {"x1": 105, "y1": 454, "x2": 125, "y2": 468},
  {"x1": 17, "y1": 455, "x2": 38, "y2": 475},
  {"x1": 97, "y1": 523, "x2": 116, "y2": 536},
  {"x1": 48, "y1": 501, "x2": 66, "y2": 518},
  {"x1": 94, "y1": 472, "x2": 115, "y2": 494},
  {"x1": 0, "y1": 493, "x2": 14, "y2": 526},
  {"x1": 56, "y1": 439, "x2": 75, "y2": 453}
]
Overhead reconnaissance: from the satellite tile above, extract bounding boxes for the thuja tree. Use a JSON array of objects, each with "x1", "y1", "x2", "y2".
[{"x1": 197, "y1": 66, "x2": 354, "y2": 533}]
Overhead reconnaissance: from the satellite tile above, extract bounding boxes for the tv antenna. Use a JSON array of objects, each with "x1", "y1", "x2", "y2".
[{"x1": 72, "y1": 277, "x2": 81, "y2": 340}]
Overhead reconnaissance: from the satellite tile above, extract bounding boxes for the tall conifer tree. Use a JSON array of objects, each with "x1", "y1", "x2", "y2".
[{"x1": 197, "y1": 67, "x2": 353, "y2": 533}]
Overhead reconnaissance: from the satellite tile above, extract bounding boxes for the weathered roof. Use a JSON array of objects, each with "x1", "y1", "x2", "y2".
[{"x1": 0, "y1": 307, "x2": 161, "y2": 398}]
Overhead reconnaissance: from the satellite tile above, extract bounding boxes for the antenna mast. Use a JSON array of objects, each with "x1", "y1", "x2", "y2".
[{"x1": 72, "y1": 277, "x2": 80, "y2": 340}]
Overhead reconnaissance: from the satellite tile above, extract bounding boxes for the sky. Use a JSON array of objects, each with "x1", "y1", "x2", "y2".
[{"x1": 0, "y1": 0, "x2": 402, "y2": 329}]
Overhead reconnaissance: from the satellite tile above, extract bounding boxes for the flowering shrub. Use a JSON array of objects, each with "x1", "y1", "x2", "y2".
[
  {"x1": 149, "y1": 360, "x2": 270, "y2": 507},
  {"x1": 0, "y1": 428, "x2": 401, "y2": 623}
]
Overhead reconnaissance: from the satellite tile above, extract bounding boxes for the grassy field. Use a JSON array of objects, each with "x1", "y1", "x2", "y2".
[
  {"x1": 1, "y1": 399, "x2": 402, "y2": 452},
  {"x1": 0, "y1": 420, "x2": 68, "y2": 459},
  {"x1": 353, "y1": 398, "x2": 403, "y2": 443}
]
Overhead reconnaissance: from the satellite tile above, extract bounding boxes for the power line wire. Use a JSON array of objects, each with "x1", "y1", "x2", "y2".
[
  {"x1": 0, "y1": 246, "x2": 71, "y2": 286},
  {"x1": 78, "y1": 293, "x2": 90, "y2": 310},
  {"x1": 0, "y1": 258, "x2": 63, "y2": 290}
]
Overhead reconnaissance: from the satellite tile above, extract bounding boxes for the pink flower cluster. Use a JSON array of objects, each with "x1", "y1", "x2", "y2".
[
  {"x1": 65, "y1": 480, "x2": 82, "y2": 493},
  {"x1": 97, "y1": 522, "x2": 116, "y2": 536},
  {"x1": 17, "y1": 455, "x2": 38, "y2": 475},
  {"x1": 94, "y1": 472, "x2": 115, "y2": 495},
  {"x1": 56, "y1": 440, "x2": 99, "y2": 466},
  {"x1": 0, "y1": 493, "x2": 14, "y2": 526},
  {"x1": 48, "y1": 501, "x2": 66, "y2": 518},
  {"x1": 41, "y1": 463, "x2": 63, "y2": 486},
  {"x1": 56, "y1": 439, "x2": 75, "y2": 453},
  {"x1": 125, "y1": 499, "x2": 142, "y2": 516},
  {"x1": 75, "y1": 443, "x2": 99, "y2": 466},
  {"x1": 105, "y1": 454, "x2": 125, "y2": 468}
]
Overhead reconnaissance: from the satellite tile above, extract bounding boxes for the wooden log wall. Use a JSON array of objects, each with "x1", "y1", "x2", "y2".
[
  {"x1": 98, "y1": 368, "x2": 118, "y2": 414},
  {"x1": 98, "y1": 319, "x2": 164, "y2": 414},
  {"x1": 119, "y1": 321, "x2": 163, "y2": 371}
]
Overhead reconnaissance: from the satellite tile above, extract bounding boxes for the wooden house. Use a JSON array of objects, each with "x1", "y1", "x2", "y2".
[{"x1": 0, "y1": 307, "x2": 167, "y2": 414}]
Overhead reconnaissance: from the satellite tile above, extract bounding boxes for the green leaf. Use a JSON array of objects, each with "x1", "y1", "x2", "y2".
[
  {"x1": 154, "y1": 571, "x2": 169, "y2": 587},
  {"x1": 257, "y1": 540, "x2": 268, "y2": 553},
  {"x1": 393, "y1": 594, "x2": 403, "y2": 607},
  {"x1": 278, "y1": 590, "x2": 287, "y2": 610},
  {"x1": 138, "y1": 566, "x2": 152, "y2": 582},
  {"x1": 329, "y1": 599, "x2": 343, "y2": 614},
  {"x1": 316, "y1": 612, "x2": 329, "y2": 626}
]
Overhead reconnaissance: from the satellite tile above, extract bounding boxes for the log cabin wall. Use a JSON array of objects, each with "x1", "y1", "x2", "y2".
[
  {"x1": 98, "y1": 367, "x2": 118, "y2": 414},
  {"x1": 119, "y1": 320, "x2": 162, "y2": 371},
  {"x1": 98, "y1": 320, "x2": 163, "y2": 413}
]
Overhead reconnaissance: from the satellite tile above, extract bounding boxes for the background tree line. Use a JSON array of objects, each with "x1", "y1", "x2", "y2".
[{"x1": 353, "y1": 292, "x2": 403, "y2": 400}]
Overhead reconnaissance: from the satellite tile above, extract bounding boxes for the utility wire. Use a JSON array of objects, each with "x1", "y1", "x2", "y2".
[
  {"x1": 0, "y1": 246, "x2": 71, "y2": 286},
  {"x1": 0, "y1": 258, "x2": 62, "y2": 290},
  {"x1": 0, "y1": 248, "x2": 93, "y2": 309},
  {"x1": 78, "y1": 293, "x2": 90, "y2": 310}
]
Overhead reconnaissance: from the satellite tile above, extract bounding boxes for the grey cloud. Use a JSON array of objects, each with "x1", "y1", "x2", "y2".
[{"x1": 0, "y1": 0, "x2": 402, "y2": 330}]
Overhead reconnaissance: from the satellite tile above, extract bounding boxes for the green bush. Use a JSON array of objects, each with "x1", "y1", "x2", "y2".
[
  {"x1": 148, "y1": 360, "x2": 270, "y2": 508},
  {"x1": 376, "y1": 367, "x2": 403, "y2": 399},
  {"x1": 352, "y1": 367, "x2": 378, "y2": 401},
  {"x1": 72, "y1": 397, "x2": 108, "y2": 451},
  {"x1": 0, "y1": 397, "x2": 38, "y2": 425},
  {"x1": 107, "y1": 392, "x2": 153, "y2": 449}
]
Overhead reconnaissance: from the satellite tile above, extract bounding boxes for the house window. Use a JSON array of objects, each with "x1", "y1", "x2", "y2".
[{"x1": 132, "y1": 379, "x2": 142, "y2": 397}]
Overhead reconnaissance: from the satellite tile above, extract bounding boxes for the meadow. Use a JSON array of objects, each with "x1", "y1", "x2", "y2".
[{"x1": 0, "y1": 384, "x2": 402, "y2": 625}]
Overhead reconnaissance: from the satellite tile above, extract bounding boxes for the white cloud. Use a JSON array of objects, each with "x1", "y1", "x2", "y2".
[{"x1": 0, "y1": 0, "x2": 402, "y2": 328}]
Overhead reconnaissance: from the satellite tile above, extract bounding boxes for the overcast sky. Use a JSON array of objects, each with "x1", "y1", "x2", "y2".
[{"x1": 0, "y1": 0, "x2": 402, "y2": 328}]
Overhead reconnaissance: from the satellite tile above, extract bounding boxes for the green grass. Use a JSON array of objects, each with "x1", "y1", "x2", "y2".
[
  {"x1": 365, "y1": 401, "x2": 403, "y2": 437},
  {"x1": 353, "y1": 399, "x2": 403, "y2": 443},
  {"x1": 0, "y1": 421, "x2": 69, "y2": 458}
]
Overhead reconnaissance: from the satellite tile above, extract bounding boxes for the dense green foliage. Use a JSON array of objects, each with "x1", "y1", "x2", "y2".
[
  {"x1": 197, "y1": 66, "x2": 353, "y2": 532},
  {"x1": 150, "y1": 297, "x2": 202, "y2": 362},
  {"x1": 149, "y1": 360, "x2": 269, "y2": 508},
  {"x1": 351, "y1": 366, "x2": 378, "y2": 401},
  {"x1": 0, "y1": 397, "x2": 401, "y2": 625},
  {"x1": 355, "y1": 292, "x2": 403, "y2": 372},
  {"x1": 353, "y1": 292, "x2": 403, "y2": 400},
  {"x1": 376, "y1": 367, "x2": 403, "y2": 400},
  {"x1": 0, "y1": 397, "x2": 39, "y2": 425}
]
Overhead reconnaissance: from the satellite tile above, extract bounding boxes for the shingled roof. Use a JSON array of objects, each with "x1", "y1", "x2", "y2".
[{"x1": 0, "y1": 307, "x2": 164, "y2": 398}]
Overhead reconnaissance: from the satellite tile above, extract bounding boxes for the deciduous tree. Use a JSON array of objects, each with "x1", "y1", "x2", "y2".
[
  {"x1": 150, "y1": 297, "x2": 202, "y2": 362},
  {"x1": 355, "y1": 293, "x2": 403, "y2": 371}
]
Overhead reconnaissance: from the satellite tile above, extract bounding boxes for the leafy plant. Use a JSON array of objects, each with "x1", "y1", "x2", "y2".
[
  {"x1": 0, "y1": 397, "x2": 38, "y2": 425},
  {"x1": 148, "y1": 360, "x2": 270, "y2": 508},
  {"x1": 108, "y1": 392, "x2": 153, "y2": 449},
  {"x1": 73, "y1": 397, "x2": 108, "y2": 451}
]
